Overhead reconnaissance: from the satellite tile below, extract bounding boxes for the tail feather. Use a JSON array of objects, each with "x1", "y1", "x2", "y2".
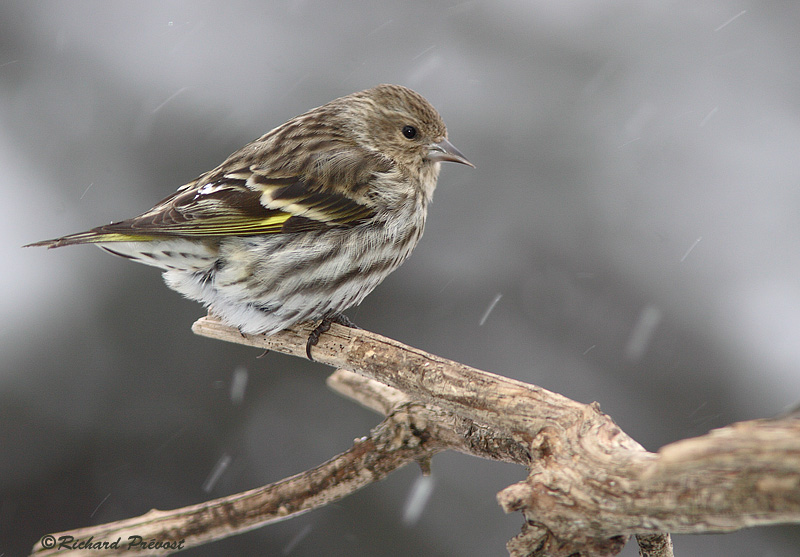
[{"x1": 24, "y1": 230, "x2": 153, "y2": 248}]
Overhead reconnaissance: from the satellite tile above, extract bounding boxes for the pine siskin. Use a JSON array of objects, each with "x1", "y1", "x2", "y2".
[{"x1": 26, "y1": 84, "x2": 473, "y2": 357}]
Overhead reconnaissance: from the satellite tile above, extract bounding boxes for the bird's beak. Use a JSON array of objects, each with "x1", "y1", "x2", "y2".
[{"x1": 427, "y1": 138, "x2": 475, "y2": 168}]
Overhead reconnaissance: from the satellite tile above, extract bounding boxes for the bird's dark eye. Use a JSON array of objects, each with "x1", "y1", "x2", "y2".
[{"x1": 401, "y1": 125, "x2": 417, "y2": 139}]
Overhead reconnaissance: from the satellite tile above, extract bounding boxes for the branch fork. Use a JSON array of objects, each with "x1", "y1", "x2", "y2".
[{"x1": 31, "y1": 315, "x2": 800, "y2": 557}]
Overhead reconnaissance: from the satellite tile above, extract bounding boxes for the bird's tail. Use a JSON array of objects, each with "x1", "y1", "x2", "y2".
[{"x1": 24, "y1": 229, "x2": 152, "y2": 248}]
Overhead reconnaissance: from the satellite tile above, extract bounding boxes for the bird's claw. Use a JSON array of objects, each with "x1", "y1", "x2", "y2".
[{"x1": 306, "y1": 314, "x2": 359, "y2": 360}]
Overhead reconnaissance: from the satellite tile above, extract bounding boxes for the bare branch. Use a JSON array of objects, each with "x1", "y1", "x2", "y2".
[
  {"x1": 191, "y1": 316, "x2": 637, "y2": 449},
  {"x1": 31, "y1": 403, "x2": 445, "y2": 556},
  {"x1": 192, "y1": 317, "x2": 800, "y2": 548},
  {"x1": 32, "y1": 316, "x2": 800, "y2": 557}
]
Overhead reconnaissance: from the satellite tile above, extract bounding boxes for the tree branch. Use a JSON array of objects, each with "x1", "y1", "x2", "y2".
[
  {"x1": 31, "y1": 315, "x2": 800, "y2": 556},
  {"x1": 31, "y1": 401, "x2": 446, "y2": 556}
]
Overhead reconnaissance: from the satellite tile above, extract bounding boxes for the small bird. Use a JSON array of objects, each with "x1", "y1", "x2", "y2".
[{"x1": 26, "y1": 84, "x2": 473, "y2": 358}]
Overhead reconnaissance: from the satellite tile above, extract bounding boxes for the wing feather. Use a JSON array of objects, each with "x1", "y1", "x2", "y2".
[{"x1": 26, "y1": 147, "x2": 388, "y2": 248}]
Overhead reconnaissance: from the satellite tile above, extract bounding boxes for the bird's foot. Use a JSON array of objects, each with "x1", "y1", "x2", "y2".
[{"x1": 306, "y1": 314, "x2": 359, "y2": 360}]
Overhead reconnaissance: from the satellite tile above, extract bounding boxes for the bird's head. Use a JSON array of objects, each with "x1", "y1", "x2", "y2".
[{"x1": 343, "y1": 84, "x2": 473, "y2": 173}]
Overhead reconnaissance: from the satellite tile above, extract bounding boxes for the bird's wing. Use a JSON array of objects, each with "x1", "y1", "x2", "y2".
[{"x1": 27, "y1": 149, "x2": 390, "y2": 248}]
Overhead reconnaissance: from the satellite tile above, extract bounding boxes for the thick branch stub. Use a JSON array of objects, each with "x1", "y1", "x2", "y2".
[
  {"x1": 635, "y1": 533, "x2": 674, "y2": 557},
  {"x1": 506, "y1": 521, "x2": 628, "y2": 557},
  {"x1": 497, "y1": 418, "x2": 800, "y2": 547}
]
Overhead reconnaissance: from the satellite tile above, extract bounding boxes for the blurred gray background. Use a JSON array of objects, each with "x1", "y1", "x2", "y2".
[{"x1": 4, "y1": 1, "x2": 800, "y2": 555}]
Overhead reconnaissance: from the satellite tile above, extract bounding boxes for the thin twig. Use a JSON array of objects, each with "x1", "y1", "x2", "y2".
[{"x1": 31, "y1": 404, "x2": 445, "y2": 556}]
